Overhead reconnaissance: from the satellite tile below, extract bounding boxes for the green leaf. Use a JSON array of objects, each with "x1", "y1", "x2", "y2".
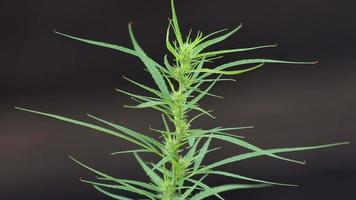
[
  {"x1": 199, "y1": 58, "x2": 316, "y2": 79},
  {"x1": 191, "y1": 56, "x2": 206, "y2": 81},
  {"x1": 197, "y1": 78, "x2": 236, "y2": 83},
  {"x1": 189, "y1": 86, "x2": 223, "y2": 99},
  {"x1": 201, "y1": 170, "x2": 297, "y2": 187},
  {"x1": 54, "y1": 30, "x2": 137, "y2": 55},
  {"x1": 161, "y1": 114, "x2": 173, "y2": 139},
  {"x1": 115, "y1": 89, "x2": 171, "y2": 115},
  {"x1": 83, "y1": 179, "x2": 157, "y2": 200},
  {"x1": 188, "y1": 112, "x2": 210, "y2": 125},
  {"x1": 15, "y1": 107, "x2": 155, "y2": 153},
  {"x1": 69, "y1": 156, "x2": 159, "y2": 199},
  {"x1": 97, "y1": 177, "x2": 159, "y2": 192},
  {"x1": 166, "y1": 21, "x2": 179, "y2": 58},
  {"x1": 116, "y1": 88, "x2": 161, "y2": 102},
  {"x1": 186, "y1": 104, "x2": 215, "y2": 119},
  {"x1": 201, "y1": 142, "x2": 349, "y2": 171},
  {"x1": 127, "y1": 100, "x2": 167, "y2": 109},
  {"x1": 217, "y1": 126, "x2": 254, "y2": 131},
  {"x1": 170, "y1": 0, "x2": 183, "y2": 46},
  {"x1": 190, "y1": 184, "x2": 270, "y2": 200},
  {"x1": 164, "y1": 54, "x2": 175, "y2": 74},
  {"x1": 184, "y1": 138, "x2": 201, "y2": 163},
  {"x1": 151, "y1": 157, "x2": 170, "y2": 172},
  {"x1": 188, "y1": 75, "x2": 222, "y2": 107},
  {"x1": 219, "y1": 58, "x2": 317, "y2": 70},
  {"x1": 123, "y1": 76, "x2": 163, "y2": 98},
  {"x1": 186, "y1": 178, "x2": 224, "y2": 200},
  {"x1": 69, "y1": 155, "x2": 110, "y2": 178},
  {"x1": 86, "y1": 114, "x2": 163, "y2": 152},
  {"x1": 199, "y1": 134, "x2": 306, "y2": 164},
  {"x1": 193, "y1": 24, "x2": 243, "y2": 55},
  {"x1": 194, "y1": 137, "x2": 212, "y2": 172},
  {"x1": 180, "y1": 175, "x2": 208, "y2": 200},
  {"x1": 198, "y1": 29, "x2": 228, "y2": 44},
  {"x1": 214, "y1": 132, "x2": 245, "y2": 139},
  {"x1": 188, "y1": 128, "x2": 221, "y2": 138},
  {"x1": 93, "y1": 185, "x2": 133, "y2": 200},
  {"x1": 86, "y1": 180, "x2": 158, "y2": 200},
  {"x1": 196, "y1": 44, "x2": 278, "y2": 58},
  {"x1": 128, "y1": 23, "x2": 170, "y2": 98},
  {"x1": 187, "y1": 127, "x2": 250, "y2": 140},
  {"x1": 134, "y1": 153, "x2": 164, "y2": 186},
  {"x1": 55, "y1": 28, "x2": 170, "y2": 99},
  {"x1": 111, "y1": 149, "x2": 151, "y2": 155},
  {"x1": 193, "y1": 63, "x2": 264, "y2": 76},
  {"x1": 213, "y1": 126, "x2": 254, "y2": 138}
]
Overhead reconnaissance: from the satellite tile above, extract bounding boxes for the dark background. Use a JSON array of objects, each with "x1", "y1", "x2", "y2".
[{"x1": 1, "y1": 0, "x2": 355, "y2": 199}]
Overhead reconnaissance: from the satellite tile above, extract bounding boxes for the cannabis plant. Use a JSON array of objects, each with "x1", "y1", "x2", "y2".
[{"x1": 16, "y1": 0, "x2": 348, "y2": 199}]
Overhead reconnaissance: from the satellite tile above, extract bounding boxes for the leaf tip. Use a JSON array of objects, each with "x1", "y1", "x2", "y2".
[
  {"x1": 14, "y1": 106, "x2": 30, "y2": 112},
  {"x1": 53, "y1": 29, "x2": 62, "y2": 35},
  {"x1": 68, "y1": 155, "x2": 77, "y2": 163}
]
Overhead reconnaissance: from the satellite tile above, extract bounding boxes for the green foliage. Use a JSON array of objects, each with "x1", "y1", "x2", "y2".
[{"x1": 16, "y1": 0, "x2": 348, "y2": 199}]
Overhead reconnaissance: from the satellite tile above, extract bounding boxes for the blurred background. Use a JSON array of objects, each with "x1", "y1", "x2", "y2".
[{"x1": 1, "y1": 0, "x2": 355, "y2": 199}]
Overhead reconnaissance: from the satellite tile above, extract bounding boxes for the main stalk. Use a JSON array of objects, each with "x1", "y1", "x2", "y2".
[{"x1": 161, "y1": 45, "x2": 194, "y2": 200}]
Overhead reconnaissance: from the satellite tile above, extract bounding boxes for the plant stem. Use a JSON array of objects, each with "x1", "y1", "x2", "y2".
[{"x1": 161, "y1": 53, "x2": 192, "y2": 200}]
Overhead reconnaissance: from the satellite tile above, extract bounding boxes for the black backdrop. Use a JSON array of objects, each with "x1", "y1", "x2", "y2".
[{"x1": 1, "y1": 0, "x2": 355, "y2": 199}]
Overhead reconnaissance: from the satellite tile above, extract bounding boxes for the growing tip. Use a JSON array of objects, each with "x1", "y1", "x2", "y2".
[{"x1": 14, "y1": 106, "x2": 26, "y2": 111}]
